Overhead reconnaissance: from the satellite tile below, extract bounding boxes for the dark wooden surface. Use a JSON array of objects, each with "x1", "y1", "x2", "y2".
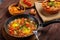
[{"x1": 0, "y1": 0, "x2": 60, "y2": 40}]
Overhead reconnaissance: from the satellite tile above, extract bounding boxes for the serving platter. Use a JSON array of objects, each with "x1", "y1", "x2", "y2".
[{"x1": 35, "y1": 2, "x2": 60, "y2": 22}]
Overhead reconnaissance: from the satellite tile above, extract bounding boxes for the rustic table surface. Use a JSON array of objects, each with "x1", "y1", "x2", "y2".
[{"x1": 0, "y1": 0, "x2": 60, "y2": 40}]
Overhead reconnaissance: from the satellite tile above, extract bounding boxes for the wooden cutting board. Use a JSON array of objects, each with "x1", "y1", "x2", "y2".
[{"x1": 35, "y1": 2, "x2": 60, "y2": 22}]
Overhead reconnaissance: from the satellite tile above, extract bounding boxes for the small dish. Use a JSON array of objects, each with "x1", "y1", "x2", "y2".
[
  {"x1": 8, "y1": 3, "x2": 25, "y2": 16},
  {"x1": 35, "y1": 2, "x2": 60, "y2": 22},
  {"x1": 42, "y1": 1, "x2": 60, "y2": 14}
]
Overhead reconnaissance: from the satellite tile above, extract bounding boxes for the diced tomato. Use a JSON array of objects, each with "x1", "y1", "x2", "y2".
[
  {"x1": 23, "y1": 0, "x2": 32, "y2": 6},
  {"x1": 9, "y1": 27, "x2": 14, "y2": 31},
  {"x1": 26, "y1": 2, "x2": 32, "y2": 6},
  {"x1": 24, "y1": 1, "x2": 27, "y2": 5},
  {"x1": 23, "y1": 0, "x2": 26, "y2": 2},
  {"x1": 20, "y1": 18, "x2": 25, "y2": 25},
  {"x1": 9, "y1": 30, "x2": 14, "y2": 35},
  {"x1": 26, "y1": 22, "x2": 30, "y2": 27},
  {"x1": 26, "y1": 24, "x2": 30, "y2": 27},
  {"x1": 23, "y1": 0, "x2": 26, "y2": 4}
]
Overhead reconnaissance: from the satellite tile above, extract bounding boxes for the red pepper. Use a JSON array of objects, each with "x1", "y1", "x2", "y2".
[
  {"x1": 26, "y1": 2, "x2": 32, "y2": 6},
  {"x1": 26, "y1": 24, "x2": 29, "y2": 27},
  {"x1": 20, "y1": 18, "x2": 25, "y2": 25},
  {"x1": 26, "y1": 23, "x2": 31, "y2": 27},
  {"x1": 23, "y1": 0, "x2": 26, "y2": 2},
  {"x1": 9, "y1": 30, "x2": 14, "y2": 35},
  {"x1": 23, "y1": 0, "x2": 32, "y2": 6},
  {"x1": 9, "y1": 27, "x2": 14, "y2": 31}
]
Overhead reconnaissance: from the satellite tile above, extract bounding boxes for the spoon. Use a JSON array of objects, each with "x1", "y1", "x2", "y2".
[
  {"x1": 33, "y1": 30, "x2": 39, "y2": 40},
  {"x1": 33, "y1": 27, "x2": 43, "y2": 40}
]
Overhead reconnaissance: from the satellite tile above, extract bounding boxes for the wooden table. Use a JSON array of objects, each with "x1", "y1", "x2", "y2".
[{"x1": 0, "y1": 0, "x2": 60, "y2": 40}]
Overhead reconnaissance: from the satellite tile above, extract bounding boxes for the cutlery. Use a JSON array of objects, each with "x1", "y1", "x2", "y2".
[{"x1": 33, "y1": 27, "x2": 43, "y2": 40}]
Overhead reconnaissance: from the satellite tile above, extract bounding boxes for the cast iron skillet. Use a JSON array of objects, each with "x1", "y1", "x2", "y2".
[
  {"x1": 4, "y1": 14, "x2": 60, "y2": 38},
  {"x1": 4, "y1": 14, "x2": 39, "y2": 38}
]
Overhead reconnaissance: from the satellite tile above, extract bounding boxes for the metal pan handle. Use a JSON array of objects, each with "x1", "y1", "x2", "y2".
[
  {"x1": 36, "y1": 19, "x2": 60, "y2": 40},
  {"x1": 41, "y1": 19, "x2": 60, "y2": 27},
  {"x1": 37, "y1": 19, "x2": 60, "y2": 34}
]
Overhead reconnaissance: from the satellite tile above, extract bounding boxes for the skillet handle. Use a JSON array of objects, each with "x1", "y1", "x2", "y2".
[
  {"x1": 38, "y1": 19, "x2": 60, "y2": 33},
  {"x1": 41, "y1": 19, "x2": 60, "y2": 27},
  {"x1": 35, "y1": 19, "x2": 60, "y2": 39}
]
